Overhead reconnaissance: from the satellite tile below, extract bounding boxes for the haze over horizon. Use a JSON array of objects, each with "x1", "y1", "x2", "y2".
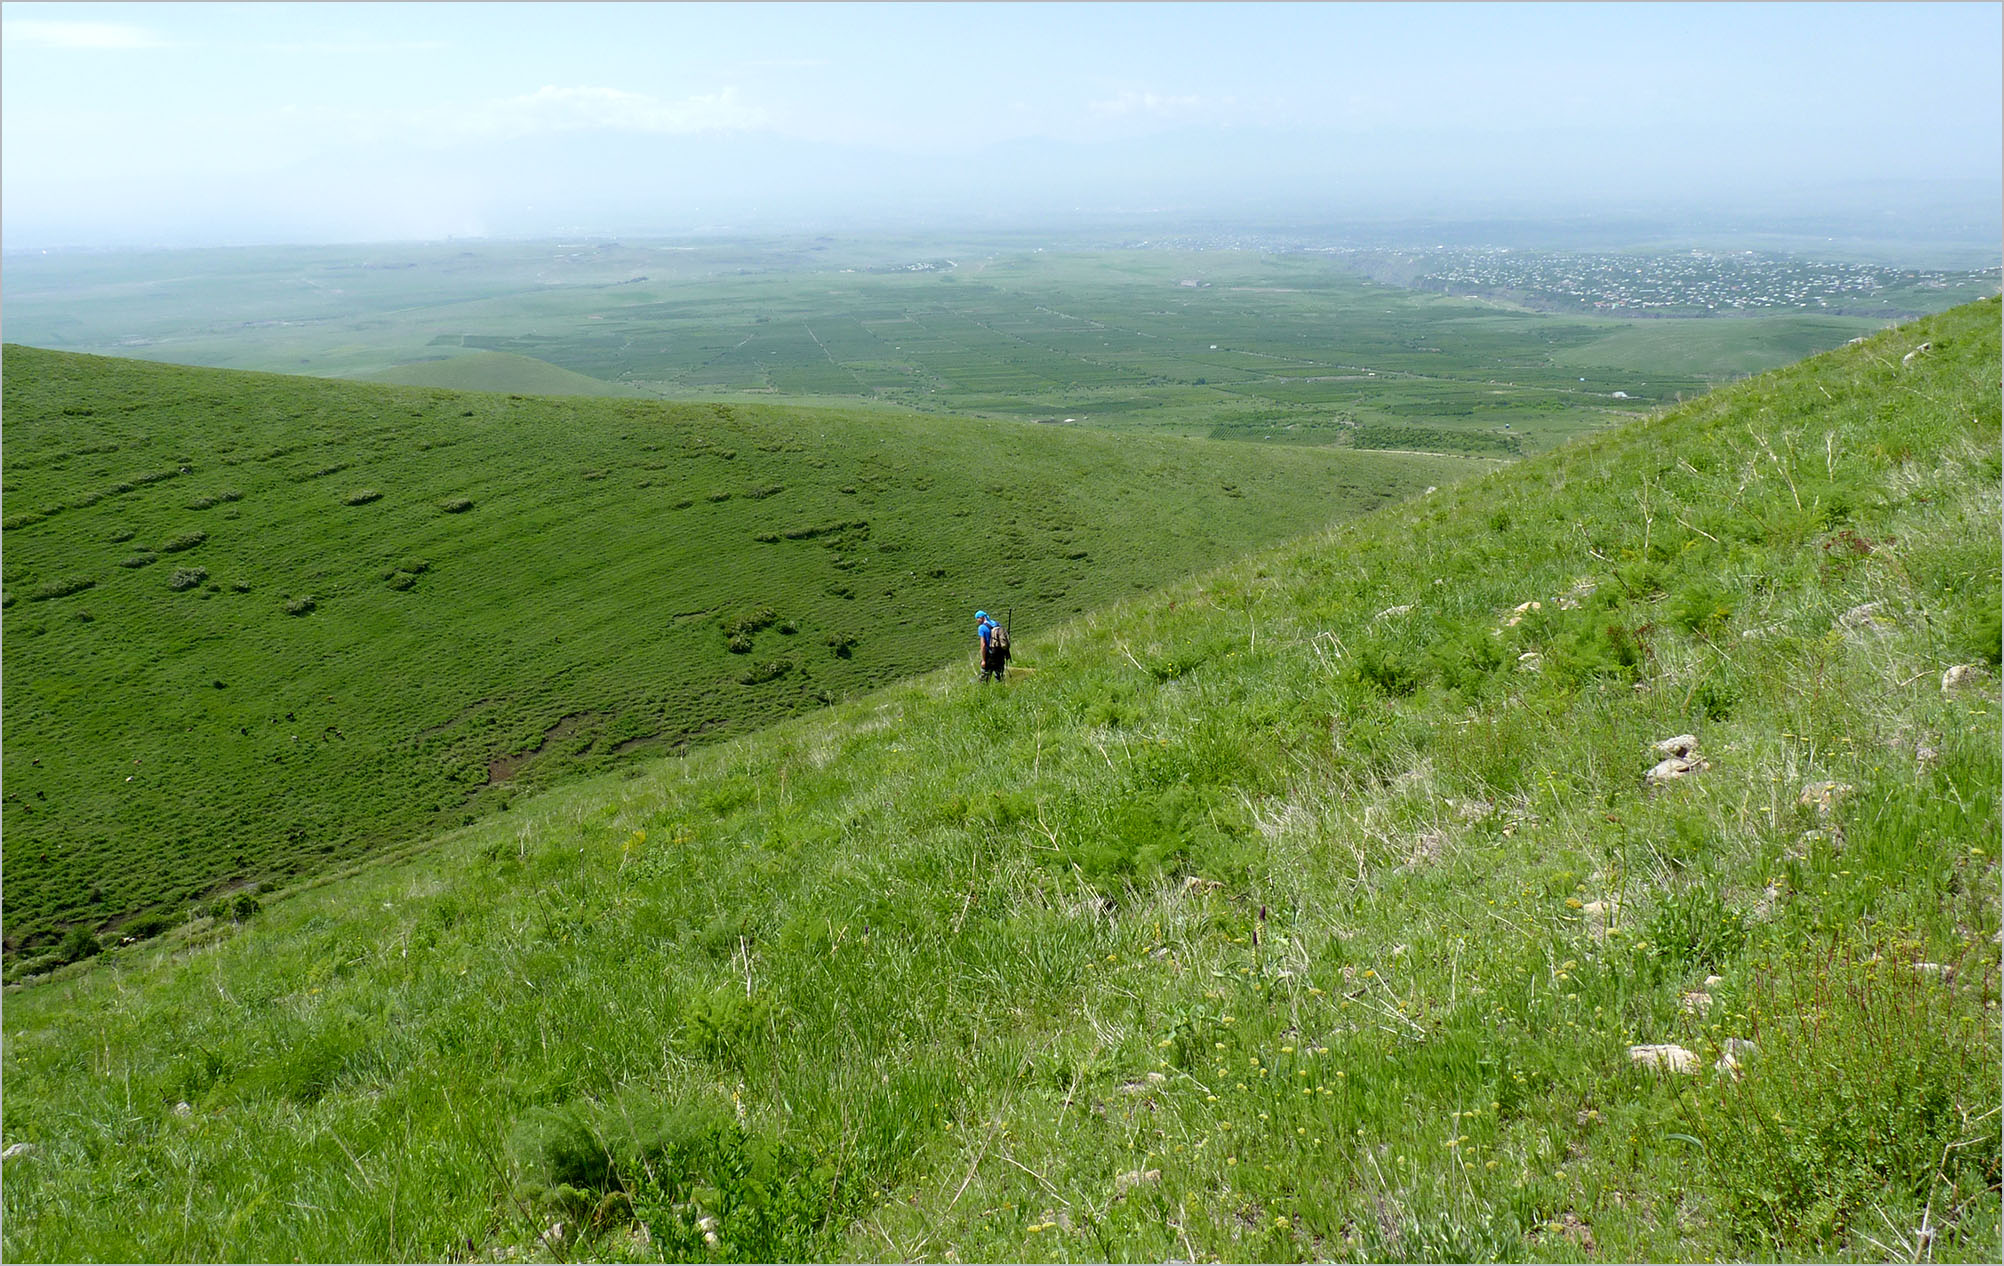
[{"x1": 2, "y1": 1, "x2": 2000, "y2": 251}]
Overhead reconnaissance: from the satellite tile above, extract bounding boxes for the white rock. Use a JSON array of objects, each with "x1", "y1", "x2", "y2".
[
  {"x1": 1751, "y1": 883, "x2": 1784, "y2": 922},
  {"x1": 1715, "y1": 1038, "x2": 1757, "y2": 1075},
  {"x1": 1, "y1": 1142, "x2": 36, "y2": 1161},
  {"x1": 1373, "y1": 604, "x2": 1414, "y2": 621},
  {"x1": 1798, "y1": 781, "x2": 1854, "y2": 815},
  {"x1": 1703, "y1": 975, "x2": 1725, "y2": 989},
  {"x1": 1579, "y1": 899, "x2": 1618, "y2": 938},
  {"x1": 172, "y1": 1102, "x2": 193, "y2": 1118},
  {"x1": 1653, "y1": 734, "x2": 1701, "y2": 760},
  {"x1": 696, "y1": 1217, "x2": 719, "y2": 1234},
  {"x1": 1838, "y1": 601, "x2": 1889, "y2": 633},
  {"x1": 544, "y1": 1222, "x2": 565, "y2": 1245},
  {"x1": 1942, "y1": 663, "x2": 1988, "y2": 693},
  {"x1": 1114, "y1": 1167, "x2": 1163, "y2": 1194},
  {"x1": 1516, "y1": 652, "x2": 1543, "y2": 672},
  {"x1": 1645, "y1": 757, "x2": 1702, "y2": 787},
  {"x1": 1628, "y1": 1044, "x2": 1700, "y2": 1074},
  {"x1": 1679, "y1": 991, "x2": 1713, "y2": 1016},
  {"x1": 1901, "y1": 341, "x2": 1931, "y2": 366}
]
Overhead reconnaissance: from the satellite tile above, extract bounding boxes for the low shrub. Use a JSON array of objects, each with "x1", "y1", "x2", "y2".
[
  {"x1": 158, "y1": 531, "x2": 207, "y2": 553},
  {"x1": 28, "y1": 576, "x2": 95, "y2": 602},
  {"x1": 168, "y1": 567, "x2": 208, "y2": 592},
  {"x1": 342, "y1": 489, "x2": 382, "y2": 506},
  {"x1": 737, "y1": 658, "x2": 794, "y2": 686},
  {"x1": 440, "y1": 497, "x2": 474, "y2": 513}
]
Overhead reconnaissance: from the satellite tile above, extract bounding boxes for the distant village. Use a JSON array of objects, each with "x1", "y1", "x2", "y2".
[
  {"x1": 1101, "y1": 232, "x2": 1999, "y2": 318},
  {"x1": 1387, "y1": 247, "x2": 2000, "y2": 315}
]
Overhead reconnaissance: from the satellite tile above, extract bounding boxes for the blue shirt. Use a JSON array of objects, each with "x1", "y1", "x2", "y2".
[{"x1": 977, "y1": 618, "x2": 996, "y2": 648}]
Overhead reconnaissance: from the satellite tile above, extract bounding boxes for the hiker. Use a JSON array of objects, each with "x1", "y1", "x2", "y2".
[{"x1": 975, "y1": 610, "x2": 1008, "y2": 683}]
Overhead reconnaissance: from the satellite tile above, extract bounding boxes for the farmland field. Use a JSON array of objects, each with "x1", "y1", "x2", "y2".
[
  {"x1": 7, "y1": 233, "x2": 1976, "y2": 457},
  {"x1": 0, "y1": 346, "x2": 1478, "y2": 957}
]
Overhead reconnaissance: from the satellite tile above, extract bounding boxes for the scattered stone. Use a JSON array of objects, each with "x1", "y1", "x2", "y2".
[
  {"x1": 1579, "y1": 899, "x2": 1618, "y2": 939},
  {"x1": 1628, "y1": 1044, "x2": 1701, "y2": 1075},
  {"x1": 1715, "y1": 1038, "x2": 1757, "y2": 1075},
  {"x1": 1503, "y1": 600, "x2": 1543, "y2": 627},
  {"x1": 1911, "y1": 961, "x2": 1957, "y2": 982},
  {"x1": 1916, "y1": 739, "x2": 1941, "y2": 767},
  {"x1": 1373, "y1": 604, "x2": 1414, "y2": 621},
  {"x1": 1645, "y1": 735, "x2": 1708, "y2": 788},
  {"x1": 1750, "y1": 883, "x2": 1785, "y2": 922},
  {"x1": 1114, "y1": 1168, "x2": 1163, "y2": 1195},
  {"x1": 1703, "y1": 975, "x2": 1725, "y2": 990},
  {"x1": 1901, "y1": 341, "x2": 1931, "y2": 367},
  {"x1": 1837, "y1": 601, "x2": 1890, "y2": 634},
  {"x1": 1942, "y1": 663, "x2": 1988, "y2": 693},
  {"x1": 1, "y1": 1142, "x2": 36, "y2": 1161},
  {"x1": 1516, "y1": 651, "x2": 1543, "y2": 672},
  {"x1": 543, "y1": 1222, "x2": 565, "y2": 1246},
  {"x1": 172, "y1": 1102, "x2": 193, "y2": 1118},
  {"x1": 1404, "y1": 830, "x2": 1449, "y2": 867},
  {"x1": 1798, "y1": 781, "x2": 1854, "y2": 816},
  {"x1": 1679, "y1": 991, "x2": 1713, "y2": 1017},
  {"x1": 1645, "y1": 756, "x2": 1703, "y2": 787}
]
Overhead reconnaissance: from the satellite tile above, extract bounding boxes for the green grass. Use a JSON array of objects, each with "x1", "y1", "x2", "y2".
[
  {"x1": 1550, "y1": 315, "x2": 1885, "y2": 377},
  {"x1": 0, "y1": 347, "x2": 1475, "y2": 955},
  {"x1": 2, "y1": 299, "x2": 1995, "y2": 1263}
]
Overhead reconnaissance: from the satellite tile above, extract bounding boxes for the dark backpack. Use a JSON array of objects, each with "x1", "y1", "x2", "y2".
[{"x1": 989, "y1": 624, "x2": 1010, "y2": 661}]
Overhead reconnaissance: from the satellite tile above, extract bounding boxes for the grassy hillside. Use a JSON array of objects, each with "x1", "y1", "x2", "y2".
[
  {"x1": 3, "y1": 299, "x2": 1995, "y2": 1262},
  {"x1": 363, "y1": 350, "x2": 651, "y2": 397},
  {"x1": 0, "y1": 349, "x2": 1479, "y2": 956}
]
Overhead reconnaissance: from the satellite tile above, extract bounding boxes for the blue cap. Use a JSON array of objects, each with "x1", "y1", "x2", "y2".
[{"x1": 975, "y1": 611, "x2": 988, "y2": 619}]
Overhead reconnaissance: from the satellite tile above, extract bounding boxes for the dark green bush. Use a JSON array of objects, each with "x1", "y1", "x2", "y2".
[
  {"x1": 168, "y1": 567, "x2": 208, "y2": 591},
  {"x1": 1669, "y1": 582, "x2": 1735, "y2": 635},
  {"x1": 440, "y1": 497, "x2": 474, "y2": 513},
  {"x1": 122, "y1": 913, "x2": 176, "y2": 940},
  {"x1": 56, "y1": 926, "x2": 102, "y2": 963}
]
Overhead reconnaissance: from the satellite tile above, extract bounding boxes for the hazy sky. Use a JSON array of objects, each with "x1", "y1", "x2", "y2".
[{"x1": 3, "y1": 1, "x2": 2000, "y2": 247}]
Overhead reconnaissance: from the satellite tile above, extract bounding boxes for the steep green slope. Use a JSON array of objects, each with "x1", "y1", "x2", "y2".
[
  {"x1": 0, "y1": 349, "x2": 1476, "y2": 953},
  {"x1": 1, "y1": 301, "x2": 1997, "y2": 1263}
]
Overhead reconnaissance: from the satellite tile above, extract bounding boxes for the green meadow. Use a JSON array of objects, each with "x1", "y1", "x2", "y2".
[
  {"x1": 0, "y1": 347, "x2": 1478, "y2": 959},
  {"x1": 2, "y1": 300, "x2": 1995, "y2": 1262},
  {"x1": 0, "y1": 237, "x2": 1930, "y2": 456}
]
